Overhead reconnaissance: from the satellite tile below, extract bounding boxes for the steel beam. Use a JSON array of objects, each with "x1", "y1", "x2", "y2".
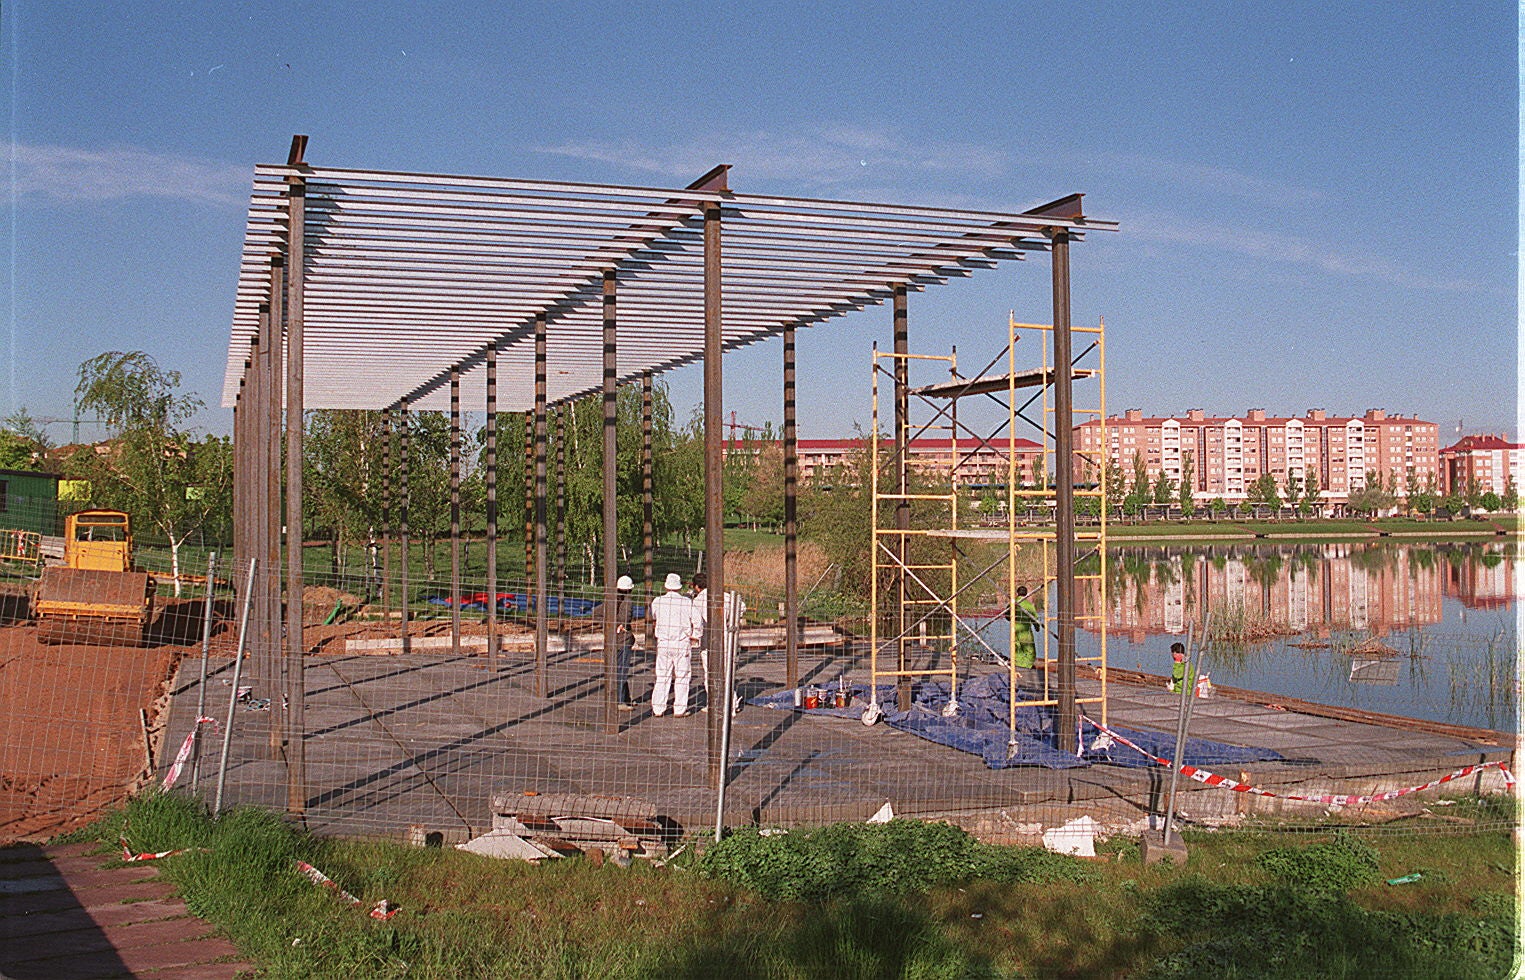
[
  {"x1": 555, "y1": 404, "x2": 566, "y2": 596},
  {"x1": 381, "y1": 409, "x2": 392, "y2": 614},
  {"x1": 641, "y1": 371, "x2": 654, "y2": 595}
]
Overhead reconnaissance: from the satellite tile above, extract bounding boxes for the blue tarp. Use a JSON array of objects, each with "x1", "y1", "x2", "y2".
[
  {"x1": 421, "y1": 593, "x2": 642, "y2": 618},
  {"x1": 749, "y1": 672, "x2": 1286, "y2": 771}
]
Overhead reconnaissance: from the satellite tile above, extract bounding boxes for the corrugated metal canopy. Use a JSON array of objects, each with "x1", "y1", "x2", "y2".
[{"x1": 223, "y1": 161, "x2": 1116, "y2": 412}]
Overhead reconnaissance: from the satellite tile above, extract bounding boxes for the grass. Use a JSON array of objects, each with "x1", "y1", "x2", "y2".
[{"x1": 56, "y1": 792, "x2": 1521, "y2": 979}]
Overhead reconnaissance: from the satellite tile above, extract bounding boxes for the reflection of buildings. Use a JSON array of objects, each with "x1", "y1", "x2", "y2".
[
  {"x1": 1443, "y1": 547, "x2": 1522, "y2": 609},
  {"x1": 1074, "y1": 407, "x2": 1440, "y2": 504},
  {"x1": 1081, "y1": 545, "x2": 1447, "y2": 640}
]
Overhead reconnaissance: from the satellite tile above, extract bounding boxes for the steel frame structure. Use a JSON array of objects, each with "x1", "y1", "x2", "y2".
[{"x1": 226, "y1": 135, "x2": 1115, "y2": 809}]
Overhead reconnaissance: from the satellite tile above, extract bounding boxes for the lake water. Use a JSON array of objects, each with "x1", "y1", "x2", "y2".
[{"x1": 973, "y1": 540, "x2": 1521, "y2": 733}]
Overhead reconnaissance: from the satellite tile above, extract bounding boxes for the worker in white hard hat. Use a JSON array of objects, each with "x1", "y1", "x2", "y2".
[
  {"x1": 649, "y1": 572, "x2": 692, "y2": 716},
  {"x1": 614, "y1": 575, "x2": 636, "y2": 710},
  {"x1": 690, "y1": 572, "x2": 745, "y2": 715}
]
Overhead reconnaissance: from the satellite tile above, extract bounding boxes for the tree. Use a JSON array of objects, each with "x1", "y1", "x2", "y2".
[
  {"x1": 1464, "y1": 477, "x2": 1482, "y2": 509},
  {"x1": 1501, "y1": 475, "x2": 1518, "y2": 513},
  {"x1": 1246, "y1": 472, "x2": 1281, "y2": 510},
  {"x1": 1300, "y1": 468, "x2": 1322, "y2": 516},
  {"x1": 69, "y1": 352, "x2": 229, "y2": 591},
  {"x1": 1152, "y1": 470, "x2": 1175, "y2": 506},
  {"x1": 1177, "y1": 451, "x2": 1196, "y2": 516},
  {"x1": 1347, "y1": 480, "x2": 1397, "y2": 516},
  {"x1": 1282, "y1": 470, "x2": 1302, "y2": 512},
  {"x1": 1104, "y1": 457, "x2": 1127, "y2": 511},
  {"x1": 1479, "y1": 491, "x2": 1502, "y2": 512}
]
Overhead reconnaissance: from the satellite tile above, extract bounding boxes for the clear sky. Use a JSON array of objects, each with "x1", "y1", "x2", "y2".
[{"x1": 1, "y1": 1, "x2": 1517, "y2": 447}]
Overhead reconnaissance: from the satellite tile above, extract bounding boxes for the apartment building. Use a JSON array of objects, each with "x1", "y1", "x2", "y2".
[
  {"x1": 1073, "y1": 408, "x2": 1440, "y2": 504},
  {"x1": 1438, "y1": 434, "x2": 1522, "y2": 497},
  {"x1": 728, "y1": 437, "x2": 1045, "y2": 486}
]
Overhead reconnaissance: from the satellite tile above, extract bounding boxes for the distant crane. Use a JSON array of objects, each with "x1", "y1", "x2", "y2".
[{"x1": 726, "y1": 411, "x2": 768, "y2": 443}]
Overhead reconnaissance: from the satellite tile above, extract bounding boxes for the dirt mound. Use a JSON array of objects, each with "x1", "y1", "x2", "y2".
[{"x1": 303, "y1": 585, "x2": 363, "y2": 625}]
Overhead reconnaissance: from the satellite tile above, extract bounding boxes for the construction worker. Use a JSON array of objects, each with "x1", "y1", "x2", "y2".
[
  {"x1": 614, "y1": 575, "x2": 636, "y2": 710},
  {"x1": 691, "y1": 572, "x2": 744, "y2": 715},
  {"x1": 1167, "y1": 641, "x2": 1194, "y2": 694},
  {"x1": 1012, "y1": 585, "x2": 1041, "y2": 689},
  {"x1": 649, "y1": 573, "x2": 693, "y2": 717}
]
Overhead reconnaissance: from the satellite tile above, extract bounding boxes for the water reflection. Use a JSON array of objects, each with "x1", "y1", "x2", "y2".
[{"x1": 1028, "y1": 541, "x2": 1519, "y2": 732}]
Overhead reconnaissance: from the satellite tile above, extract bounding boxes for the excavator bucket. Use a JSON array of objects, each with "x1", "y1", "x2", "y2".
[{"x1": 34, "y1": 567, "x2": 155, "y2": 646}]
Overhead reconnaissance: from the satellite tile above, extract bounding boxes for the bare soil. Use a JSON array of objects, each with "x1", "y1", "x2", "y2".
[{"x1": 0, "y1": 598, "x2": 211, "y2": 842}]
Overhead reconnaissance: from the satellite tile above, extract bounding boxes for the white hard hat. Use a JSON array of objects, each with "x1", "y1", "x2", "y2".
[
  {"x1": 664, "y1": 572, "x2": 683, "y2": 591},
  {"x1": 616, "y1": 575, "x2": 634, "y2": 591}
]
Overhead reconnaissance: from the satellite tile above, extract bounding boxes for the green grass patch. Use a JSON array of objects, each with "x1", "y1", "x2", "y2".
[{"x1": 66, "y1": 794, "x2": 1521, "y2": 979}]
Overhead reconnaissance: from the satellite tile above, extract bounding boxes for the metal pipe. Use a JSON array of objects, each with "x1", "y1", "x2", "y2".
[
  {"x1": 783, "y1": 322, "x2": 799, "y2": 688},
  {"x1": 283, "y1": 167, "x2": 307, "y2": 814},
  {"x1": 450, "y1": 366, "x2": 461, "y2": 656},
  {"x1": 214, "y1": 558, "x2": 258, "y2": 817},
  {"x1": 1163, "y1": 617, "x2": 1209, "y2": 845},
  {"x1": 703, "y1": 199, "x2": 725, "y2": 781},
  {"x1": 602, "y1": 274, "x2": 619, "y2": 731},
  {"x1": 485, "y1": 344, "x2": 498, "y2": 670},
  {"x1": 713, "y1": 595, "x2": 741, "y2": 841},
  {"x1": 189, "y1": 551, "x2": 217, "y2": 791},
  {"x1": 1051, "y1": 228, "x2": 1077, "y2": 752}
]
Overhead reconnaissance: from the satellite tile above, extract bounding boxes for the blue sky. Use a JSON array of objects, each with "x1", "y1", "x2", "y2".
[{"x1": 2, "y1": 1, "x2": 1517, "y2": 446}]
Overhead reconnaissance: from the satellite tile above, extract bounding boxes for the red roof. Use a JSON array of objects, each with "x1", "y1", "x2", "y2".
[{"x1": 1441, "y1": 435, "x2": 1522, "y2": 454}]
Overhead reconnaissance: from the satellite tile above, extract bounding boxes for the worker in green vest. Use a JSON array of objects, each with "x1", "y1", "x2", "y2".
[
  {"x1": 1167, "y1": 641, "x2": 1195, "y2": 693},
  {"x1": 1012, "y1": 585, "x2": 1041, "y2": 689}
]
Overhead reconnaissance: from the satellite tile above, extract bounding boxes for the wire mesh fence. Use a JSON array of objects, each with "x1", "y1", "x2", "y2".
[{"x1": 1, "y1": 519, "x2": 1518, "y2": 847}]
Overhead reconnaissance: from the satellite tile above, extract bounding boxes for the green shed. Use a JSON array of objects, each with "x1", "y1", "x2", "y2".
[{"x1": 0, "y1": 469, "x2": 60, "y2": 535}]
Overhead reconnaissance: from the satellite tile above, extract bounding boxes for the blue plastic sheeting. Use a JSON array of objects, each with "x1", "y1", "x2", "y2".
[
  {"x1": 421, "y1": 593, "x2": 643, "y2": 618},
  {"x1": 749, "y1": 672, "x2": 1285, "y2": 772}
]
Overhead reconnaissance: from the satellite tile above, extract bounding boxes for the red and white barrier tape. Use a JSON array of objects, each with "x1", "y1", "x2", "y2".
[
  {"x1": 1080, "y1": 714, "x2": 1515, "y2": 807},
  {"x1": 295, "y1": 860, "x2": 399, "y2": 919},
  {"x1": 120, "y1": 836, "x2": 192, "y2": 862},
  {"x1": 160, "y1": 716, "x2": 218, "y2": 790}
]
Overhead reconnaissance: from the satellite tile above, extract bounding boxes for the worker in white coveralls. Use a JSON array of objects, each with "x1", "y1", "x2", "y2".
[
  {"x1": 690, "y1": 571, "x2": 744, "y2": 715},
  {"x1": 649, "y1": 573, "x2": 693, "y2": 717}
]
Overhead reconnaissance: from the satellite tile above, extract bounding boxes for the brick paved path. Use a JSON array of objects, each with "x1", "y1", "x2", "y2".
[{"x1": 0, "y1": 841, "x2": 253, "y2": 979}]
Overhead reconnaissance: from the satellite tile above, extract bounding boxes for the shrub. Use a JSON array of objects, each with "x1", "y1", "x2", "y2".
[{"x1": 1255, "y1": 832, "x2": 1380, "y2": 891}]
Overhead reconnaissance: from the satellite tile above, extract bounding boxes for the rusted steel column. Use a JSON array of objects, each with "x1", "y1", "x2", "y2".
[
  {"x1": 485, "y1": 343, "x2": 499, "y2": 671},
  {"x1": 1051, "y1": 228, "x2": 1077, "y2": 752},
  {"x1": 283, "y1": 167, "x2": 307, "y2": 815},
  {"x1": 783, "y1": 323, "x2": 799, "y2": 688},
  {"x1": 534, "y1": 314, "x2": 549, "y2": 699},
  {"x1": 554, "y1": 405, "x2": 567, "y2": 596},
  {"x1": 523, "y1": 414, "x2": 533, "y2": 592},
  {"x1": 245, "y1": 329, "x2": 266, "y2": 715},
  {"x1": 399, "y1": 399, "x2": 411, "y2": 655},
  {"x1": 641, "y1": 371, "x2": 654, "y2": 595},
  {"x1": 893, "y1": 284, "x2": 911, "y2": 712},
  {"x1": 380, "y1": 409, "x2": 392, "y2": 616},
  {"x1": 703, "y1": 199, "x2": 725, "y2": 780},
  {"x1": 449, "y1": 367, "x2": 462, "y2": 656},
  {"x1": 601, "y1": 273, "x2": 619, "y2": 731}
]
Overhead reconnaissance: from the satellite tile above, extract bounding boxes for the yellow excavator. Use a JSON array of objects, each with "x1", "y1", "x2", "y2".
[{"x1": 34, "y1": 510, "x2": 156, "y2": 645}]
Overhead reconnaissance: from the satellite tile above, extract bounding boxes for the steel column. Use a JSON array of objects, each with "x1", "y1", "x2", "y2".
[
  {"x1": 263, "y1": 261, "x2": 283, "y2": 760},
  {"x1": 534, "y1": 314, "x2": 549, "y2": 699},
  {"x1": 703, "y1": 199, "x2": 725, "y2": 780},
  {"x1": 555, "y1": 405, "x2": 567, "y2": 596},
  {"x1": 485, "y1": 343, "x2": 498, "y2": 671},
  {"x1": 601, "y1": 273, "x2": 619, "y2": 732},
  {"x1": 381, "y1": 409, "x2": 392, "y2": 616},
  {"x1": 893, "y1": 284, "x2": 911, "y2": 711},
  {"x1": 399, "y1": 398, "x2": 411, "y2": 655},
  {"x1": 783, "y1": 323, "x2": 799, "y2": 688},
  {"x1": 641, "y1": 371, "x2": 654, "y2": 596},
  {"x1": 1051, "y1": 228, "x2": 1077, "y2": 752},
  {"x1": 283, "y1": 168, "x2": 307, "y2": 815},
  {"x1": 449, "y1": 367, "x2": 462, "y2": 656}
]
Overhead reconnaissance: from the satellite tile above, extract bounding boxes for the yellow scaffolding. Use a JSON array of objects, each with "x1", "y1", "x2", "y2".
[{"x1": 867, "y1": 315, "x2": 1109, "y2": 741}]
